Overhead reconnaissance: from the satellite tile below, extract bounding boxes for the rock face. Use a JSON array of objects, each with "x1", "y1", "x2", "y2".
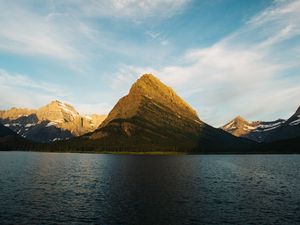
[
  {"x1": 80, "y1": 74, "x2": 252, "y2": 152},
  {"x1": 221, "y1": 105, "x2": 300, "y2": 142},
  {"x1": 0, "y1": 101, "x2": 106, "y2": 143}
]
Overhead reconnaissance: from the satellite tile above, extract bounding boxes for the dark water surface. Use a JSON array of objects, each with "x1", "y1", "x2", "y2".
[{"x1": 0, "y1": 152, "x2": 299, "y2": 225}]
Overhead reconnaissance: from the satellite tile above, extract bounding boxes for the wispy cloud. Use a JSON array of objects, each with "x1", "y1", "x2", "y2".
[
  {"x1": 72, "y1": 0, "x2": 189, "y2": 21},
  {"x1": 112, "y1": 0, "x2": 300, "y2": 126},
  {"x1": 0, "y1": 1, "x2": 184, "y2": 74},
  {"x1": 145, "y1": 30, "x2": 169, "y2": 46},
  {"x1": 0, "y1": 68, "x2": 111, "y2": 115},
  {"x1": 0, "y1": 2, "x2": 80, "y2": 60},
  {"x1": 0, "y1": 69, "x2": 70, "y2": 108}
]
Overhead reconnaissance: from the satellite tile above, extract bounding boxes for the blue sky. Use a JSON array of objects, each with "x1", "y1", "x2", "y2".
[{"x1": 0, "y1": 0, "x2": 299, "y2": 126}]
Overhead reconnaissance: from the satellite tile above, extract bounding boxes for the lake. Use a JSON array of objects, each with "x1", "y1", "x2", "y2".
[{"x1": 0, "y1": 152, "x2": 299, "y2": 225}]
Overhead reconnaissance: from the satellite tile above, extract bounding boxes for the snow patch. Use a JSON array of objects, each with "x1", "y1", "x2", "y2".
[
  {"x1": 258, "y1": 121, "x2": 284, "y2": 129},
  {"x1": 262, "y1": 126, "x2": 280, "y2": 131},
  {"x1": 25, "y1": 123, "x2": 35, "y2": 128},
  {"x1": 46, "y1": 121, "x2": 58, "y2": 127},
  {"x1": 52, "y1": 138, "x2": 61, "y2": 142},
  {"x1": 243, "y1": 124, "x2": 257, "y2": 130},
  {"x1": 224, "y1": 121, "x2": 234, "y2": 129},
  {"x1": 228, "y1": 126, "x2": 237, "y2": 130},
  {"x1": 58, "y1": 102, "x2": 78, "y2": 118},
  {"x1": 290, "y1": 116, "x2": 300, "y2": 126},
  {"x1": 84, "y1": 115, "x2": 92, "y2": 120}
]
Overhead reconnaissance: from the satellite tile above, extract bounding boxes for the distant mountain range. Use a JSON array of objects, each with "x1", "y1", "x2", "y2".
[
  {"x1": 0, "y1": 101, "x2": 106, "y2": 143},
  {"x1": 0, "y1": 74, "x2": 299, "y2": 153},
  {"x1": 221, "y1": 107, "x2": 300, "y2": 143}
]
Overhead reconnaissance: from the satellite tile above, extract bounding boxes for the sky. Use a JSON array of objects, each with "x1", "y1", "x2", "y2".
[{"x1": 0, "y1": 0, "x2": 299, "y2": 127}]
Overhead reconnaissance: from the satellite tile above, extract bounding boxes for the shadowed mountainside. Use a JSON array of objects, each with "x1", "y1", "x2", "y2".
[{"x1": 0, "y1": 123, "x2": 34, "y2": 151}]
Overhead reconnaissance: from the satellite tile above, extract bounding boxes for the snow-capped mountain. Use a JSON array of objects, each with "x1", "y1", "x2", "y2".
[
  {"x1": 0, "y1": 100, "x2": 106, "y2": 143},
  {"x1": 221, "y1": 116, "x2": 285, "y2": 142},
  {"x1": 221, "y1": 105, "x2": 300, "y2": 142}
]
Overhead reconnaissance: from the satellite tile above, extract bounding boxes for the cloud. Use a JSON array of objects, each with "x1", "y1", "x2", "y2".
[
  {"x1": 0, "y1": 68, "x2": 111, "y2": 115},
  {"x1": 0, "y1": 1, "x2": 184, "y2": 74},
  {"x1": 0, "y1": 69, "x2": 71, "y2": 109},
  {"x1": 145, "y1": 30, "x2": 169, "y2": 46},
  {"x1": 74, "y1": 102, "x2": 111, "y2": 116},
  {"x1": 73, "y1": 0, "x2": 189, "y2": 21},
  {"x1": 0, "y1": 2, "x2": 80, "y2": 60},
  {"x1": 112, "y1": 0, "x2": 300, "y2": 126}
]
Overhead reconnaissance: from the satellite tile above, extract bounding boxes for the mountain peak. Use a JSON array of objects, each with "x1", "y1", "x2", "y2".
[
  {"x1": 47, "y1": 100, "x2": 73, "y2": 109},
  {"x1": 100, "y1": 74, "x2": 200, "y2": 128},
  {"x1": 130, "y1": 74, "x2": 169, "y2": 95},
  {"x1": 138, "y1": 73, "x2": 158, "y2": 82},
  {"x1": 234, "y1": 115, "x2": 247, "y2": 123},
  {"x1": 221, "y1": 115, "x2": 256, "y2": 137},
  {"x1": 37, "y1": 100, "x2": 80, "y2": 124},
  {"x1": 134, "y1": 74, "x2": 199, "y2": 118}
]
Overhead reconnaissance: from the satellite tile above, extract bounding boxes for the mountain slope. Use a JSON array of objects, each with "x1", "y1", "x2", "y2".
[
  {"x1": 222, "y1": 105, "x2": 300, "y2": 143},
  {"x1": 0, "y1": 123, "x2": 33, "y2": 151},
  {"x1": 266, "y1": 106, "x2": 300, "y2": 142},
  {"x1": 70, "y1": 74, "x2": 254, "y2": 153},
  {"x1": 0, "y1": 101, "x2": 106, "y2": 143},
  {"x1": 0, "y1": 123, "x2": 17, "y2": 137}
]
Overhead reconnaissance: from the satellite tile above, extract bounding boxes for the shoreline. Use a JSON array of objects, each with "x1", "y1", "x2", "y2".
[{"x1": 1, "y1": 150, "x2": 299, "y2": 155}]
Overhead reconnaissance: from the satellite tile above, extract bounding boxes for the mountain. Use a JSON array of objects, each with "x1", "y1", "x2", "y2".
[
  {"x1": 0, "y1": 101, "x2": 106, "y2": 143},
  {"x1": 265, "y1": 106, "x2": 300, "y2": 142},
  {"x1": 221, "y1": 116, "x2": 285, "y2": 142},
  {"x1": 221, "y1": 116, "x2": 259, "y2": 137},
  {"x1": 221, "y1": 105, "x2": 300, "y2": 143},
  {"x1": 0, "y1": 123, "x2": 33, "y2": 151},
  {"x1": 68, "y1": 74, "x2": 254, "y2": 153}
]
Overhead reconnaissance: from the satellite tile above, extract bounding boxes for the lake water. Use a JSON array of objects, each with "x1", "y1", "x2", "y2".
[{"x1": 0, "y1": 152, "x2": 299, "y2": 225}]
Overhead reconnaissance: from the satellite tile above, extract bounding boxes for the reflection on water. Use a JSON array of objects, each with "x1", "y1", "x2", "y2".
[{"x1": 0, "y1": 152, "x2": 300, "y2": 225}]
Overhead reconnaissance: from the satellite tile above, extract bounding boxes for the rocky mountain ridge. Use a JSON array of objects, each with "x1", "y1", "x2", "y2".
[
  {"x1": 0, "y1": 100, "x2": 106, "y2": 143},
  {"x1": 221, "y1": 106, "x2": 300, "y2": 142}
]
